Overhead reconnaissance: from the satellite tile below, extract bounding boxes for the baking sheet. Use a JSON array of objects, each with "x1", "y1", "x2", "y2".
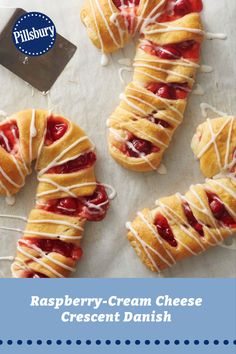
[{"x1": 0, "y1": 0, "x2": 235, "y2": 278}]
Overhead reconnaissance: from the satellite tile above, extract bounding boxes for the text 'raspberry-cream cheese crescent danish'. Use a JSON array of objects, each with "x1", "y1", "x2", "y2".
[
  {"x1": 0, "y1": 109, "x2": 115, "y2": 278},
  {"x1": 126, "y1": 116, "x2": 236, "y2": 272},
  {"x1": 108, "y1": 11, "x2": 204, "y2": 171}
]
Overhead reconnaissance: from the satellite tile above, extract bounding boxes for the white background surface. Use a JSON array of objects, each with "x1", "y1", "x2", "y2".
[{"x1": 0, "y1": 0, "x2": 235, "y2": 278}]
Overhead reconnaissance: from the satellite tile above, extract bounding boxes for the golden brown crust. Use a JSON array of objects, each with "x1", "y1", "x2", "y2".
[
  {"x1": 191, "y1": 116, "x2": 236, "y2": 178},
  {"x1": 80, "y1": 0, "x2": 166, "y2": 53},
  {"x1": 0, "y1": 109, "x2": 100, "y2": 278},
  {"x1": 108, "y1": 13, "x2": 203, "y2": 171},
  {"x1": 127, "y1": 178, "x2": 236, "y2": 272},
  {"x1": 80, "y1": 0, "x2": 130, "y2": 53}
]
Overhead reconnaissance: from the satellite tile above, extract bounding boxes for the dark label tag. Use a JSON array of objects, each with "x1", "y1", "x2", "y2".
[{"x1": 0, "y1": 8, "x2": 77, "y2": 92}]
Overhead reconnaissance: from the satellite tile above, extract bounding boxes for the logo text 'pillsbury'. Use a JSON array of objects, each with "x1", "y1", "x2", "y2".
[{"x1": 12, "y1": 12, "x2": 56, "y2": 56}]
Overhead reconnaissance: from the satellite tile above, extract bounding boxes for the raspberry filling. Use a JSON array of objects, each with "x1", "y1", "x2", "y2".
[
  {"x1": 182, "y1": 202, "x2": 204, "y2": 236},
  {"x1": 40, "y1": 185, "x2": 109, "y2": 222},
  {"x1": 112, "y1": 0, "x2": 140, "y2": 32},
  {"x1": 159, "y1": 0, "x2": 203, "y2": 22},
  {"x1": 146, "y1": 82, "x2": 190, "y2": 99},
  {"x1": 146, "y1": 113, "x2": 171, "y2": 128},
  {"x1": 154, "y1": 213, "x2": 178, "y2": 247},
  {"x1": 45, "y1": 116, "x2": 68, "y2": 146},
  {"x1": 140, "y1": 40, "x2": 200, "y2": 60},
  {"x1": 121, "y1": 132, "x2": 160, "y2": 157},
  {"x1": 46, "y1": 151, "x2": 97, "y2": 174},
  {"x1": 20, "y1": 270, "x2": 49, "y2": 278},
  {"x1": 112, "y1": 0, "x2": 140, "y2": 8},
  {"x1": 0, "y1": 121, "x2": 19, "y2": 154},
  {"x1": 20, "y1": 238, "x2": 83, "y2": 260},
  {"x1": 206, "y1": 192, "x2": 236, "y2": 228}
]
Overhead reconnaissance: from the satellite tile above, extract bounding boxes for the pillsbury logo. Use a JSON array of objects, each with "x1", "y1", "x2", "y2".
[{"x1": 12, "y1": 12, "x2": 56, "y2": 56}]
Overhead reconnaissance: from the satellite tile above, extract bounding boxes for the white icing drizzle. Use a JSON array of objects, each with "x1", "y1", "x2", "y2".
[
  {"x1": 139, "y1": 0, "x2": 166, "y2": 32},
  {"x1": 158, "y1": 200, "x2": 206, "y2": 252},
  {"x1": 35, "y1": 127, "x2": 47, "y2": 169},
  {"x1": 12, "y1": 123, "x2": 30, "y2": 175},
  {"x1": 89, "y1": 0, "x2": 105, "y2": 52},
  {"x1": 126, "y1": 221, "x2": 160, "y2": 272},
  {"x1": 0, "y1": 214, "x2": 27, "y2": 222},
  {"x1": 0, "y1": 166, "x2": 23, "y2": 188},
  {"x1": 157, "y1": 163, "x2": 167, "y2": 175},
  {"x1": 109, "y1": 3, "x2": 124, "y2": 47},
  {"x1": 200, "y1": 65, "x2": 213, "y2": 73},
  {"x1": 29, "y1": 109, "x2": 37, "y2": 162},
  {"x1": 0, "y1": 131, "x2": 10, "y2": 151},
  {"x1": 41, "y1": 146, "x2": 95, "y2": 173},
  {"x1": 20, "y1": 239, "x2": 76, "y2": 273},
  {"x1": 119, "y1": 67, "x2": 134, "y2": 85},
  {"x1": 133, "y1": 62, "x2": 195, "y2": 83},
  {"x1": 94, "y1": 0, "x2": 120, "y2": 48},
  {"x1": 205, "y1": 32, "x2": 227, "y2": 40},
  {"x1": 118, "y1": 58, "x2": 132, "y2": 66},
  {"x1": 200, "y1": 103, "x2": 227, "y2": 119},
  {"x1": 17, "y1": 243, "x2": 64, "y2": 278},
  {"x1": 144, "y1": 23, "x2": 204, "y2": 36},
  {"x1": 197, "y1": 116, "x2": 235, "y2": 181},
  {"x1": 187, "y1": 185, "x2": 223, "y2": 242},
  {"x1": 137, "y1": 211, "x2": 176, "y2": 265},
  {"x1": 109, "y1": 128, "x2": 158, "y2": 170},
  {"x1": 0, "y1": 226, "x2": 82, "y2": 241},
  {"x1": 38, "y1": 136, "x2": 90, "y2": 176},
  {"x1": 220, "y1": 238, "x2": 236, "y2": 251},
  {"x1": 28, "y1": 219, "x2": 84, "y2": 231},
  {"x1": 192, "y1": 84, "x2": 205, "y2": 96},
  {"x1": 136, "y1": 55, "x2": 199, "y2": 69},
  {"x1": 130, "y1": 85, "x2": 183, "y2": 117},
  {"x1": 126, "y1": 169, "x2": 236, "y2": 270},
  {"x1": 101, "y1": 53, "x2": 109, "y2": 66},
  {"x1": 11, "y1": 155, "x2": 25, "y2": 181},
  {"x1": 37, "y1": 178, "x2": 116, "y2": 200},
  {"x1": 0, "y1": 256, "x2": 14, "y2": 261}
]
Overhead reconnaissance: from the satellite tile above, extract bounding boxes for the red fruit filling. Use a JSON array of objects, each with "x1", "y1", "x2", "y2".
[
  {"x1": 112, "y1": 0, "x2": 140, "y2": 8},
  {"x1": 46, "y1": 151, "x2": 96, "y2": 174},
  {"x1": 146, "y1": 82, "x2": 190, "y2": 99},
  {"x1": 112, "y1": 0, "x2": 140, "y2": 32},
  {"x1": 159, "y1": 0, "x2": 203, "y2": 22},
  {"x1": 40, "y1": 185, "x2": 109, "y2": 222},
  {"x1": 20, "y1": 270, "x2": 49, "y2": 278},
  {"x1": 121, "y1": 132, "x2": 160, "y2": 157},
  {"x1": 146, "y1": 113, "x2": 171, "y2": 128},
  {"x1": 140, "y1": 40, "x2": 200, "y2": 60},
  {"x1": 154, "y1": 213, "x2": 178, "y2": 247},
  {"x1": 182, "y1": 202, "x2": 204, "y2": 236},
  {"x1": 20, "y1": 238, "x2": 83, "y2": 260},
  {"x1": 0, "y1": 121, "x2": 19, "y2": 154},
  {"x1": 80, "y1": 185, "x2": 110, "y2": 221},
  {"x1": 45, "y1": 116, "x2": 68, "y2": 146},
  {"x1": 206, "y1": 192, "x2": 236, "y2": 228}
]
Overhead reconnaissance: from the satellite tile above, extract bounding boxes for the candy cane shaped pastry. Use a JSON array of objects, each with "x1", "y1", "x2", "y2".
[
  {"x1": 108, "y1": 11, "x2": 203, "y2": 171},
  {"x1": 0, "y1": 110, "x2": 115, "y2": 278},
  {"x1": 81, "y1": 0, "x2": 204, "y2": 171},
  {"x1": 126, "y1": 117, "x2": 236, "y2": 272}
]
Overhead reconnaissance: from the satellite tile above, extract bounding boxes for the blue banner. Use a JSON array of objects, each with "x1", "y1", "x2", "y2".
[{"x1": 0, "y1": 279, "x2": 235, "y2": 353}]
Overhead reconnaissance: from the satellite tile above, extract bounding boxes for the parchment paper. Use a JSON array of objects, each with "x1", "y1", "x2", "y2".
[{"x1": 0, "y1": 0, "x2": 235, "y2": 278}]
